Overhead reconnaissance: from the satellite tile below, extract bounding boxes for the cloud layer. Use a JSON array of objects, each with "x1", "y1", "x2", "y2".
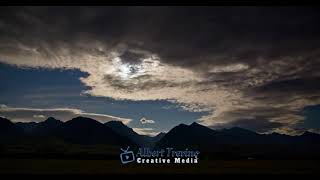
[
  {"x1": 0, "y1": 104, "x2": 132, "y2": 124},
  {"x1": 132, "y1": 128, "x2": 159, "y2": 137},
  {"x1": 1, "y1": 7, "x2": 320, "y2": 134}
]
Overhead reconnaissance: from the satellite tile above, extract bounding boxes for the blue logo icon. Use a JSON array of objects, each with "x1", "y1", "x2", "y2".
[{"x1": 120, "y1": 146, "x2": 135, "y2": 164}]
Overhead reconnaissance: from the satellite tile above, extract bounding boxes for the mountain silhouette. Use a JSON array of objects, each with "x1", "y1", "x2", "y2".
[
  {"x1": 53, "y1": 116, "x2": 136, "y2": 146},
  {"x1": 155, "y1": 122, "x2": 320, "y2": 149},
  {"x1": 154, "y1": 122, "x2": 320, "y2": 159},
  {"x1": 298, "y1": 131, "x2": 320, "y2": 144},
  {"x1": 15, "y1": 121, "x2": 37, "y2": 134},
  {"x1": 0, "y1": 117, "x2": 23, "y2": 142},
  {"x1": 155, "y1": 122, "x2": 217, "y2": 149},
  {"x1": 1, "y1": 116, "x2": 320, "y2": 159},
  {"x1": 105, "y1": 120, "x2": 164, "y2": 147},
  {"x1": 16, "y1": 117, "x2": 63, "y2": 135},
  {"x1": 214, "y1": 127, "x2": 265, "y2": 144}
]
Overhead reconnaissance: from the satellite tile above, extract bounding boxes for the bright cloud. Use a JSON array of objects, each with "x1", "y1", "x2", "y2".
[
  {"x1": 0, "y1": 104, "x2": 132, "y2": 124},
  {"x1": 132, "y1": 128, "x2": 159, "y2": 137},
  {"x1": 140, "y1": 117, "x2": 155, "y2": 124}
]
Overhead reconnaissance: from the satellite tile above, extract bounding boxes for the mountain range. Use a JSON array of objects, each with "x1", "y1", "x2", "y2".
[
  {"x1": 0, "y1": 116, "x2": 164, "y2": 147},
  {"x1": 155, "y1": 122, "x2": 320, "y2": 148},
  {"x1": 1, "y1": 116, "x2": 320, "y2": 159}
]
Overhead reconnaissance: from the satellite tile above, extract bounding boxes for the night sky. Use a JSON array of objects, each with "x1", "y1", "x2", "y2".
[{"x1": 0, "y1": 6, "x2": 320, "y2": 136}]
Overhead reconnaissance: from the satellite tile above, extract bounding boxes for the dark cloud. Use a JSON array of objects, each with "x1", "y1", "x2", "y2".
[
  {"x1": 254, "y1": 77, "x2": 320, "y2": 94},
  {"x1": 211, "y1": 117, "x2": 284, "y2": 133},
  {"x1": 1, "y1": 7, "x2": 320, "y2": 134},
  {"x1": 119, "y1": 50, "x2": 147, "y2": 64},
  {"x1": 1, "y1": 7, "x2": 320, "y2": 66}
]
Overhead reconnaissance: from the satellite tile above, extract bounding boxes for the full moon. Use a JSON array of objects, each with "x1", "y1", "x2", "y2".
[{"x1": 111, "y1": 56, "x2": 160, "y2": 80}]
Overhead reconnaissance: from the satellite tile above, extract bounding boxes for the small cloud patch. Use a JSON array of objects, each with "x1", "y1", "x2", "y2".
[
  {"x1": 33, "y1": 114, "x2": 46, "y2": 119},
  {"x1": 140, "y1": 117, "x2": 155, "y2": 124}
]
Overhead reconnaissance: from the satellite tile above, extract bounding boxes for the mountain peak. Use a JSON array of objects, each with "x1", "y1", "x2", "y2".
[
  {"x1": 156, "y1": 132, "x2": 166, "y2": 136},
  {"x1": 154, "y1": 132, "x2": 166, "y2": 138},
  {"x1": 302, "y1": 131, "x2": 320, "y2": 136},
  {"x1": 105, "y1": 120, "x2": 125, "y2": 126},
  {"x1": 0, "y1": 116, "x2": 13, "y2": 126},
  {"x1": 176, "y1": 123, "x2": 188, "y2": 128},
  {"x1": 67, "y1": 116, "x2": 102, "y2": 126},
  {"x1": 0, "y1": 116, "x2": 10, "y2": 122},
  {"x1": 44, "y1": 117, "x2": 61, "y2": 123},
  {"x1": 190, "y1": 122, "x2": 203, "y2": 127},
  {"x1": 190, "y1": 122, "x2": 198, "y2": 125},
  {"x1": 41, "y1": 117, "x2": 63, "y2": 128},
  {"x1": 105, "y1": 120, "x2": 135, "y2": 135},
  {"x1": 54, "y1": 116, "x2": 136, "y2": 146},
  {"x1": 46, "y1": 116, "x2": 57, "y2": 120}
]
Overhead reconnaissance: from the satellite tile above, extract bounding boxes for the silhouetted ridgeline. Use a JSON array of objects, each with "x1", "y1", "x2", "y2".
[
  {"x1": 0, "y1": 116, "x2": 320, "y2": 159},
  {"x1": 155, "y1": 122, "x2": 320, "y2": 159}
]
